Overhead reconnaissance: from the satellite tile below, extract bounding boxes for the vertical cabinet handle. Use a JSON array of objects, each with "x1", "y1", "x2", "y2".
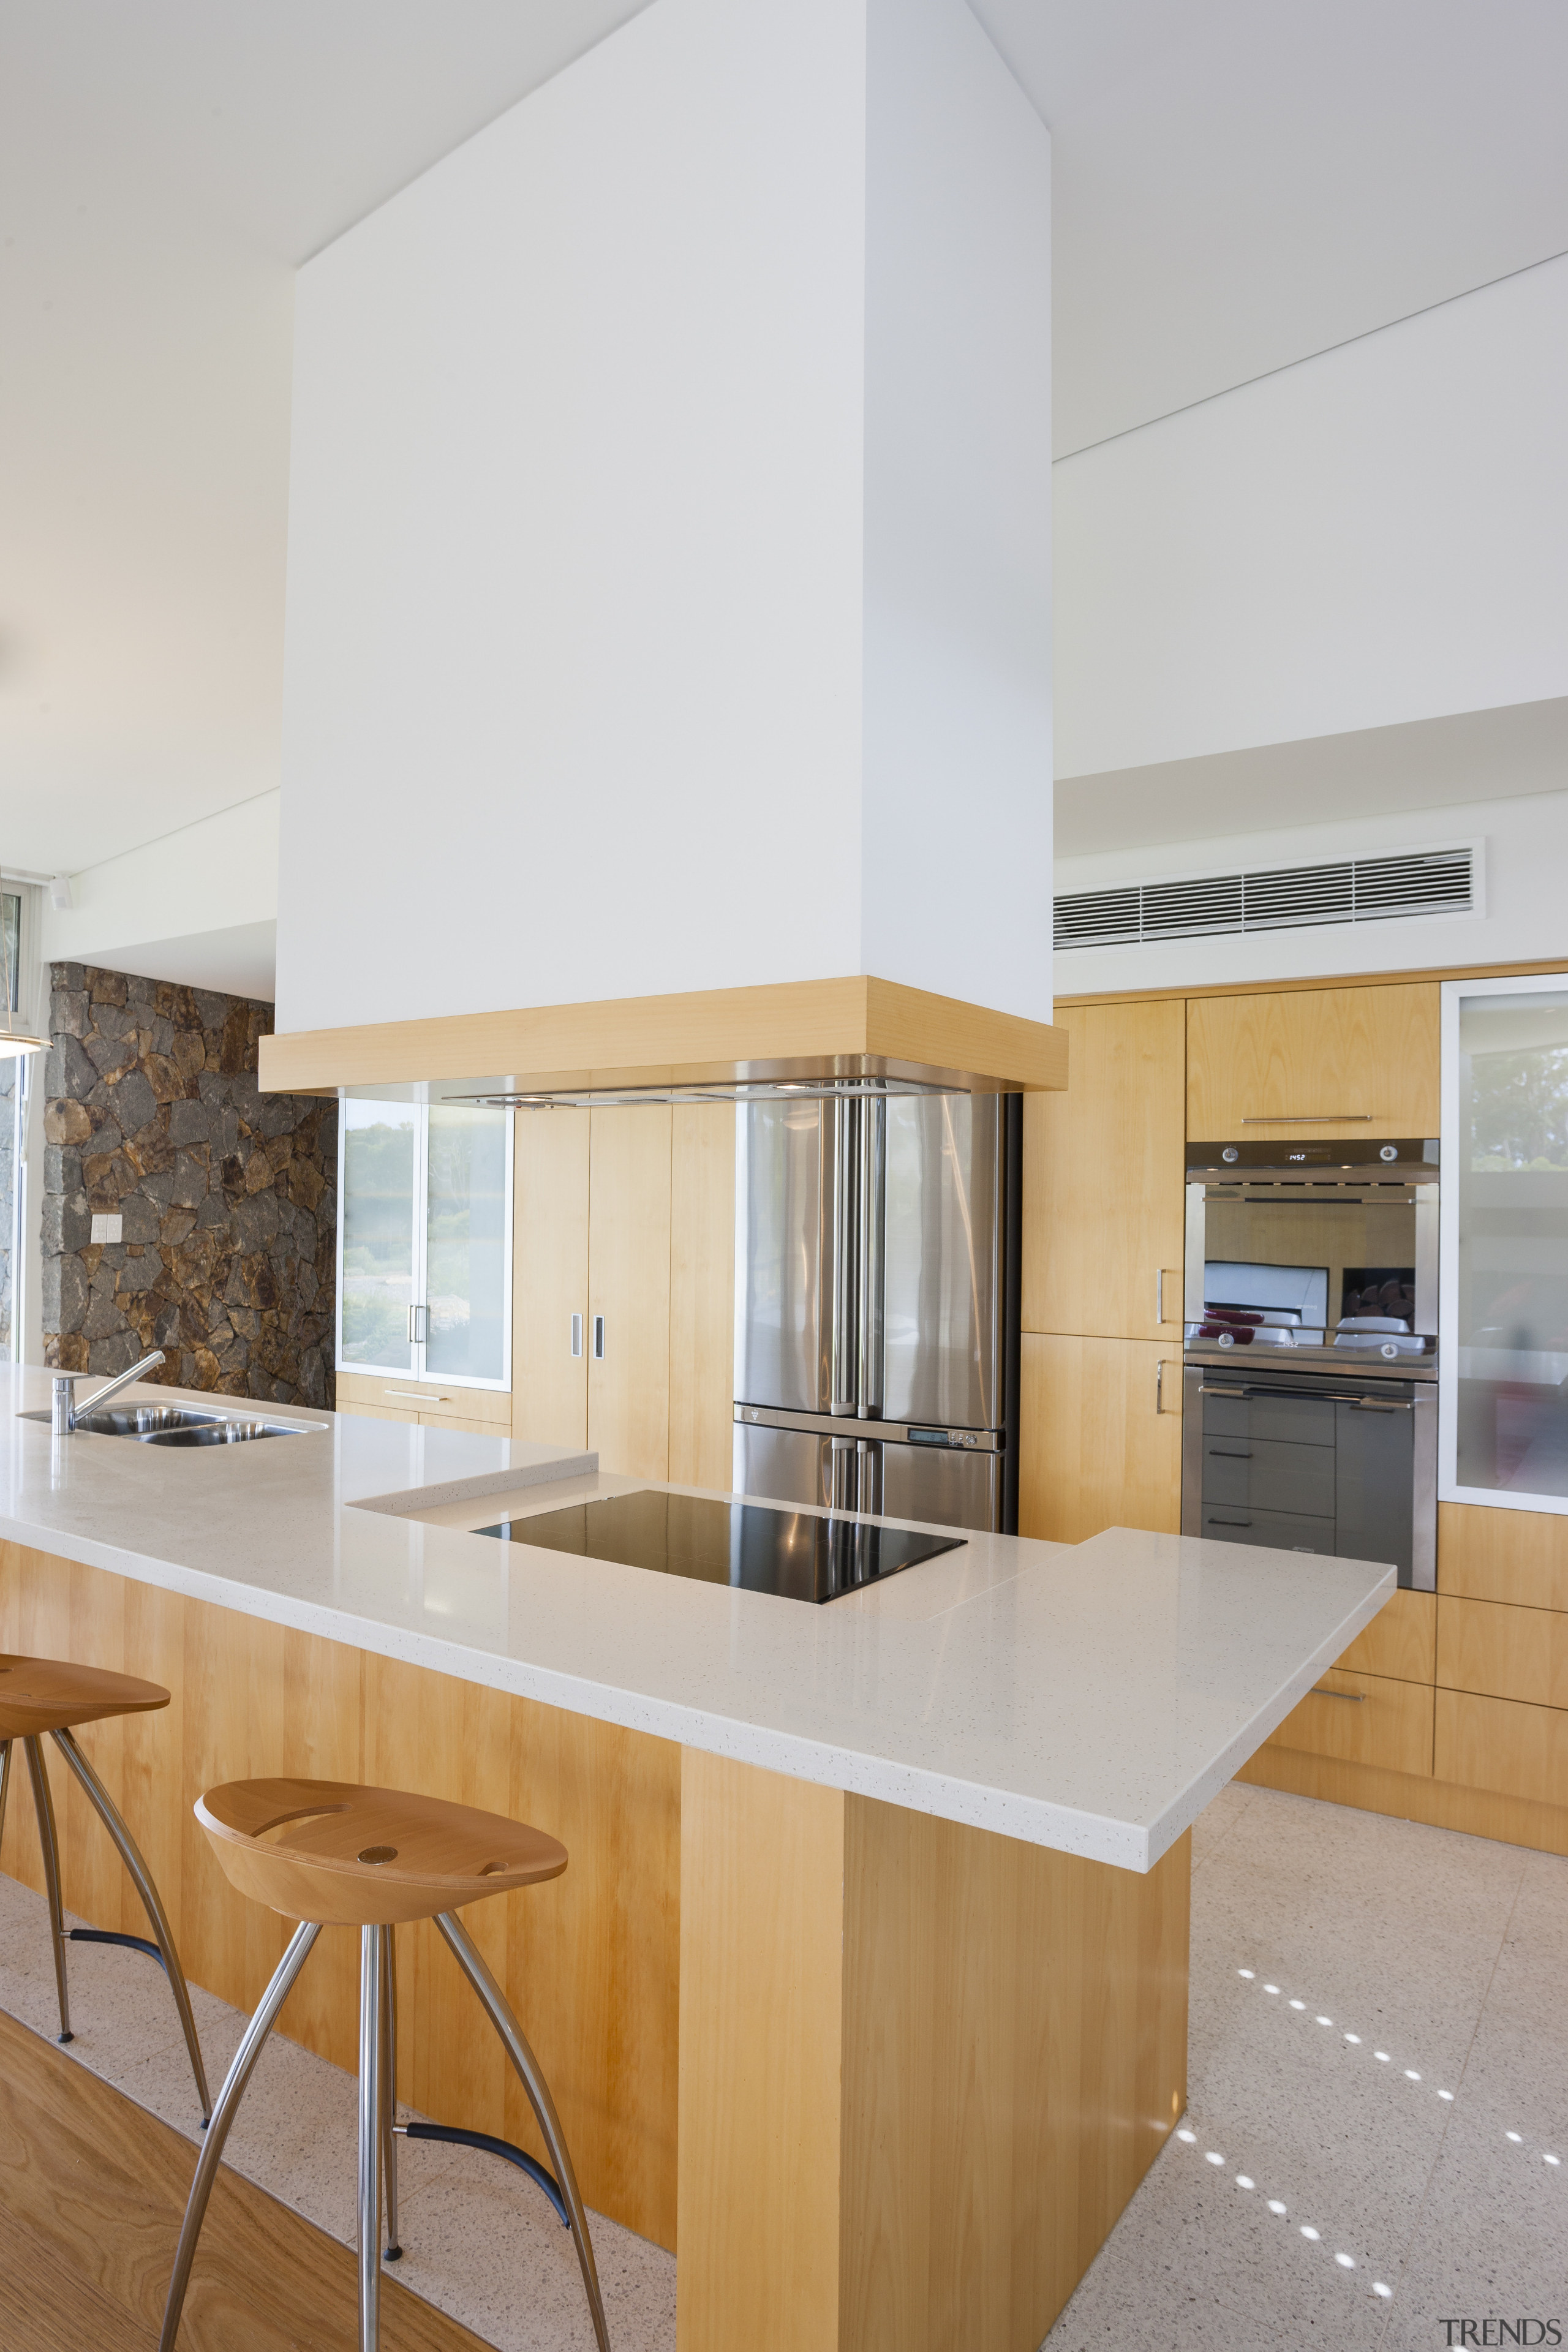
[
  {"x1": 1156, "y1": 1267, "x2": 1166, "y2": 1324},
  {"x1": 593, "y1": 1316, "x2": 605, "y2": 1362},
  {"x1": 1155, "y1": 1359, "x2": 1171, "y2": 1415},
  {"x1": 570, "y1": 1313, "x2": 583, "y2": 1359},
  {"x1": 406, "y1": 1304, "x2": 429, "y2": 1346}
]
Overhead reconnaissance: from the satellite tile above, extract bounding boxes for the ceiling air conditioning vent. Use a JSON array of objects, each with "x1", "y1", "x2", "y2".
[{"x1": 1054, "y1": 844, "x2": 1476, "y2": 951}]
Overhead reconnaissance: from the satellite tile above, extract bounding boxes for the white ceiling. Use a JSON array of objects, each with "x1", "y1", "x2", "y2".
[
  {"x1": 1055, "y1": 696, "x2": 1568, "y2": 863},
  {"x1": 4, "y1": 0, "x2": 1567, "y2": 886}
]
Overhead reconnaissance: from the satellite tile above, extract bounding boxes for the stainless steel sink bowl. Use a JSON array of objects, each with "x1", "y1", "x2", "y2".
[{"x1": 20, "y1": 1403, "x2": 322, "y2": 1445}]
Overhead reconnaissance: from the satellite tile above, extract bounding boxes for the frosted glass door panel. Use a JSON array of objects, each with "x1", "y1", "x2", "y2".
[
  {"x1": 425, "y1": 1107, "x2": 510, "y2": 1381},
  {"x1": 340, "y1": 1104, "x2": 417, "y2": 1370},
  {"x1": 1448, "y1": 984, "x2": 1568, "y2": 1501}
]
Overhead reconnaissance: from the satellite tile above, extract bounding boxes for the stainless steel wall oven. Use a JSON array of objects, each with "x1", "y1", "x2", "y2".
[{"x1": 1182, "y1": 1139, "x2": 1439, "y2": 1589}]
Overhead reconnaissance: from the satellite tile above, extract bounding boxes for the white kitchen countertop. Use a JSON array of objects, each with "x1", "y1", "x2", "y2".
[{"x1": 0, "y1": 1365, "x2": 1393, "y2": 1871}]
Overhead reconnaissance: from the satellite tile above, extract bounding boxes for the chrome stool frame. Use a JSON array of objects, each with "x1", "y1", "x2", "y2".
[
  {"x1": 159, "y1": 1910, "x2": 609, "y2": 2352},
  {"x1": 0, "y1": 1729, "x2": 210, "y2": 2119}
]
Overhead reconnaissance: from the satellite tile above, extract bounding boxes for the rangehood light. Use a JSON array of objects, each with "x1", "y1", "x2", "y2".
[{"x1": 449, "y1": 1076, "x2": 961, "y2": 1110}]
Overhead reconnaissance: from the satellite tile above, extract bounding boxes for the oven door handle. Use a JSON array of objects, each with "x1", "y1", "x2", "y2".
[{"x1": 1196, "y1": 1382, "x2": 1414, "y2": 1408}]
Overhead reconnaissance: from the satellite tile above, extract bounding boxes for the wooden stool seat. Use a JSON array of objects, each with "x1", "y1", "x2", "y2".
[
  {"x1": 0, "y1": 1654, "x2": 208, "y2": 2124},
  {"x1": 195, "y1": 1777, "x2": 568, "y2": 1927},
  {"x1": 0, "y1": 1653, "x2": 170, "y2": 1741},
  {"x1": 162, "y1": 1776, "x2": 608, "y2": 2352}
]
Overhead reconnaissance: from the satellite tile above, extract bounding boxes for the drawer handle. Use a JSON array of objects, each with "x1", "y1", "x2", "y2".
[
  {"x1": 1308, "y1": 1686, "x2": 1366, "y2": 1702},
  {"x1": 384, "y1": 1389, "x2": 451, "y2": 1403},
  {"x1": 1207, "y1": 1515, "x2": 1253, "y2": 1526},
  {"x1": 1240, "y1": 1114, "x2": 1373, "y2": 1124},
  {"x1": 1208, "y1": 1447, "x2": 1253, "y2": 1458}
]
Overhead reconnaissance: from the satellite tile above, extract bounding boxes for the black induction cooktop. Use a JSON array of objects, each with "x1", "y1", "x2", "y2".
[{"x1": 475, "y1": 1489, "x2": 964, "y2": 1604}]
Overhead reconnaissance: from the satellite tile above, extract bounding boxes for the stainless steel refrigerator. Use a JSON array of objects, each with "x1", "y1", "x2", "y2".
[{"x1": 733, "y1": 1090, "x2": 1020, "y2": 1533}]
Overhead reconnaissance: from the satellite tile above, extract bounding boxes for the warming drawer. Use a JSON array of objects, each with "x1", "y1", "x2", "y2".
[{"x1": 1182, "y1": 1366, "x2": 1436, "y2": 1590}]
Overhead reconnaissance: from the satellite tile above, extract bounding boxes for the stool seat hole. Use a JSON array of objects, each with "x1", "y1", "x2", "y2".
[{"x1": 358, "y1": 1844, "x2": 399, "y2": 1864}]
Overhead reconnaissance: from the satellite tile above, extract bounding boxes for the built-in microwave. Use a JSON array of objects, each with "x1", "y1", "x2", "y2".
[{"x1": 1181, "y1": 1139, "x2": 1439, "y2": 1591}]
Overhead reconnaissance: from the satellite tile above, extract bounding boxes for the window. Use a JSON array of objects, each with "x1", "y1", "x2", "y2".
[
  {"x1": 1441, "y1": 974, "x2": 1568, "y2": 1511},
  {"x1": 336, "y1": 1100, "x2": 512, "y2": 1387},
  {"x1": 0, "y1": 891, "x2": 32, "y2": 1363}
]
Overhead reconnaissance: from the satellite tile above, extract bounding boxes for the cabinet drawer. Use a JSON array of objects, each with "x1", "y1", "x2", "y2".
[
  {"x1": 1438, "y1": 1501, "x2": 1568, "y2": 1611},
  {"x1": 1335, "y1": 1588, "x2": 1435, "y2": 1683},
  {"x1": 1197, "y1": 1502, "x2": 1335, "y2": 1553},
  {"x1": 1437, "y1": 1597, "x2": 1568, "y2": 1709},
  {"x1": 1201, "y1": 1435, "x2": 1335, "y2": 1517},
  {"x1": 1434, "y1": 1687, "x2": 1568, "y2": 1808},
  {"x1": 1267, "y1": 1667, "x2": 1433, "y2": 1773},
  {"x1": 334, "y1": 1370, "x2": 511, "y2": 1426}
]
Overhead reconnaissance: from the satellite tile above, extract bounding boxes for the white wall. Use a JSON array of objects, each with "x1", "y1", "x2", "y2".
[
  {"x1": 1055, "y1": 253, "x2": 1568, "y2": 782},
  {"x1": 277, "y1": 0, "x2": 1052, "y2": 1036},
  {"x1": 1052, "y1": 789, "x2": 1568, "y2": 997},
  {"x1": 43, "y1": 792, "x2": 279, "y2": 1001}
]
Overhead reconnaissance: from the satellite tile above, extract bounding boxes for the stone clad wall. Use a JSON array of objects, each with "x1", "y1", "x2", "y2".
[{"x1": 42, "y1": 963, "x2": 336, "y2": 1405}]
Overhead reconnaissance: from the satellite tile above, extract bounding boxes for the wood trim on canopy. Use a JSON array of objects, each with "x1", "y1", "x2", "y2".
[{"x1": 257, "y1": 976, "x2": 1068, "y2": 1099}]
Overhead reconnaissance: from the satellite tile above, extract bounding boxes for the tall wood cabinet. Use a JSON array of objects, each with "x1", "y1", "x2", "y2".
[
  {"x1": 1022, "y1": 1000, "x2": 1186, "y2": 1341},
  {"x1": 1019, "y1": 1000, "x2": 1186, "y2": 1542},
  {"x1": 511, "y1": 1102, "x2": 736, "y2": 1489}
]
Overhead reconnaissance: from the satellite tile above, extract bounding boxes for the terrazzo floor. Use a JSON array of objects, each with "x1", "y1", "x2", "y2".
[
  {"x1": 1046, "y1": 1782, "x2": 1567, "y2": 2350},
  {"x1": 0, "y1": 1781, "x2": 1561, "y2": 2351}
]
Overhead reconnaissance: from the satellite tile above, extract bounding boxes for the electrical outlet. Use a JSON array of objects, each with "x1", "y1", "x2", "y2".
[{"x1": 89, "y1": 1213, "x2": 123, "y2": 1245}]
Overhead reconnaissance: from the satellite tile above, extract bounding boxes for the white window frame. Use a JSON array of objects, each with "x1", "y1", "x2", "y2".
[
  {"x1": 1439, "y1": 967, "x2": 1568, "y2": 1514},
  {"x1": 334, "y1": 1100, "x2": 513, "y2": 1392}
]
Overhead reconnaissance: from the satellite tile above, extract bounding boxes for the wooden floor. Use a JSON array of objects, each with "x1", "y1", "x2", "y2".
[{"x1": 0, "y1": 2008, "x2": 492, "y2": 2352}]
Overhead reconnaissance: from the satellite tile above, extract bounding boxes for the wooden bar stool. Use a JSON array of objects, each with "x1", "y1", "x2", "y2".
[
  {"x1": 0, "y1": 1654, "x2": 210, "y2": 2119},
  {"x1": 159, "y1": 1776, "x2": 611, "y2": 2352}
]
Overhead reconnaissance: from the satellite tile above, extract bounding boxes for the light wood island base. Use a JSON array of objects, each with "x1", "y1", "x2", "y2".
[
  {"x1": 1, "y1": 1541, "x2": 1191, "y2": 2351},
  {"x1": 679, "y1": 1753, "x2": 1189, "y2": 2352}
]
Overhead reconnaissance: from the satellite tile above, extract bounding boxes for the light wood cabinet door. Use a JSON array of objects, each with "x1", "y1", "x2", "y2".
[
  {"x1": 1434, "y1": 1687, "x2": 1568, "y2": 1807},
  {"x1": 588, "y1": 1106, "x2": 673, "y2": 1482},
  {"x1": 1022, "y1": 1000, "x2": 1185, "y2": 1341},
  {"x1": 1438, "y1": 1501, "x2": 1568, "y2": 1611},
  {"x1": 1335, "y1": 1588, "x2": 1436, "y2": 1684},
  {"x1": 668, "y1": 1105, "x2": 736, "y2": 1492},
  {"x1": 512, "y1": 1109, "x2": 591, "y2": 1450},
  {"x1": 1186, "y1": 982, "x2": 1439, "y2": 1141},
  {"x1": 1437, "y1": 1597, "x2": 1568, "y2": 1710},
  {"x1": 1018, "y1": 1334, "x2": 1182, "y2": 1544},
  {"x1": 1266, "y1": 1667, "x2": 1434, "y2": 1774}
]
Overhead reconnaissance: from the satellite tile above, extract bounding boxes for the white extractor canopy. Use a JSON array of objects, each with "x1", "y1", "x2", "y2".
[{"x1": 274, "y1": 0, "x2": 1052, "y2": 1054}]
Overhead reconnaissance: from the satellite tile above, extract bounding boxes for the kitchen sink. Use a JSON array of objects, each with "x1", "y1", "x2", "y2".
[{"x1": 20, "y1": 1403, "x2": 322, "y2": 1445}]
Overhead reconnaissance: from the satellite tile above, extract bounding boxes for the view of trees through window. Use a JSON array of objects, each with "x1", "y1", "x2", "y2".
[{"x1": 337, "y1": 1101, "x2": 509, "y2": 1379}]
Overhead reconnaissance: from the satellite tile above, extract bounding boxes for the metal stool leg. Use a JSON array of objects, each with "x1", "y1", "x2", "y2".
[
  {"x1": 434, "y1": 1910, "x2": 611, "y2": 2352},
  {"x1": 380, "y1": 1922, "x2": 401, "y2": 2260},
  {"x1": 358, "y1": 1924, "x2": 386, "y2": 2351},
  {"x1": 23, "y1": 1735, "x2": 72, "y2": 2043},
  {"x1": 51, "y1": 1727, "x2": 211, "y2": 2120},
  {"x1": 159, "y1": 1919, "x2": 320, "y2": 2351}
]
